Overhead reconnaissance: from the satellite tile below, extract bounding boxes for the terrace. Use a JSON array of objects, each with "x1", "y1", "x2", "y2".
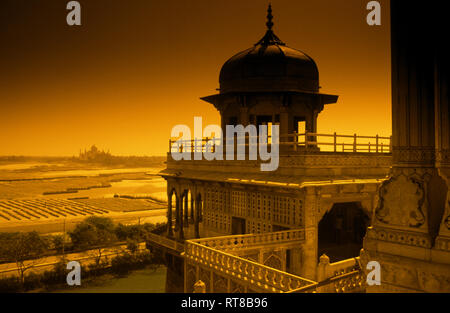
[
  {"x1": 170, "y1": 131, "x2": 392, "y2": 155},
  {"x1": 146, "y1": 227, "x2": 366, "y2": 293},
  {"x1": 165, "y1": 131, "x2": 392, "y2": 181}
]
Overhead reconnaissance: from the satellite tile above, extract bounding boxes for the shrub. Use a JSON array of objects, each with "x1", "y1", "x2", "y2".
[
  {"x1": 52, "y1": 235, "x2": 64, "y2": 253},
  {"x1": 87, "y1": 260, "x2": 108, "y2": 277},
  {"x1": 23, "y1": 272, "x2": 43, "y2": 290},
  {"x1": 41, "y1": 259, "x2": 67, "y2": 285},
  {"x1": 136, "y1": 251, "x2": 153, "y2": 264},
  {"x1": 126, "y1": 239, "x2": 139, "y2": 254},
  {"x1": 0, "y1": 276, "x2": 22, "y2": 293},
  {"x1": 69, "y1": 216, "x2": 117, "y2": 250},
  {"x1": 111, "y1": 253, "x2": 135, "y2": 275}
]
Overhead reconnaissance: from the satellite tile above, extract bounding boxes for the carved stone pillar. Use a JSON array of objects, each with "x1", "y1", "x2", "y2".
[
  {"x1": 279, "y1": 105, "x2": 290, "y2": 155},
  {"x1": 194, "y1": 196, "x2": 200, "y2": 239},
  {"x1": 361, "y1": 1, "x2": 450, "y2": 292},
  {"x1": 198, "y1": 194, "x2": 203, "y2": 223},
  {"x1": 167, "y1": 190, "x2": 174, "y2": 237},
  {"x1": 434, "y1": 47, "x2": 450, "y2": 253},
  {"x1": 301, "y1": 189, "x2": 318, "y2": 281},
  {"x1": 174, "y1": 190, "x2": 180, "y2": 232},
  {"x1": 190, "y1": 195, "x2": 195, "y2": 223},
  {"x1": 279, "y1": 107, "x2": 289, "y2": 136},
  {"x1": 184, "y1": 191, "x2": 189, "y2": 226},
  {"x1": 178, "y1": 195, "x2": 184, "y2": 240},
  {"x1": 238, "y1": 98, "x2": 249, "y2": 126}
]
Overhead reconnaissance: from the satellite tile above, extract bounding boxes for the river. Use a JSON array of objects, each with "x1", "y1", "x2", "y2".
[{"x1": 53, "y1": 266, "x2": 167, "y2": 293}]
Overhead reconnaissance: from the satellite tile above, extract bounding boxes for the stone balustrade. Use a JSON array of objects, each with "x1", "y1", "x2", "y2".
[
  {"x1": 147, "y1": 233, "x2": 184, "y2": 253},
  {"x1": 190, "y1": 229, "x2": 305, "y2": 251},
  {"x1": 315, "y1": 254, "x2": 365, "y2": 293},
  {"x1": 318, "y1": 255, "x2": 361, "y2": 279},
  {"x1": 185, "y1": 240, "x2": 316, "y2": 293},
  {"x1": 169, "y1": 132, "x2": 392, "y2": 155}
]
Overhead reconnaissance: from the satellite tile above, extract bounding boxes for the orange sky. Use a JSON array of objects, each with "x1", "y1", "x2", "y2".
[{"x1": 0, "y1": 0, "x2": 391, "y2": 156}]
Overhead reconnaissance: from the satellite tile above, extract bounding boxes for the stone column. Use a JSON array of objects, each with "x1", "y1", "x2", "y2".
[
  {"x1": 434, "y1": 46, "x2": 450, "y2": 254},
  {"x1": 175, "y1": 192, "x2": 180, "y2": 232},
  {"x1": 279, "y1": 104, "x2": 290, "y2": 154},
  {"x1": 305, "y1": 107, "x2": 315, "y2": 150},
  {"x1": 190, "y1": 195, "x2": 195, "y2": 223},
  {"x1": 178, "y1": 195, "x2": 184, "y2": 240},
  {"x1": 194, "y1": 195, "x2": 202, "y2": 238},
  {"x1": 362, "y1": 1, "x2": 450, "y2": 292},
  {"x1": 221, "y1": 111, "x2": 228, "y2": 156},
  {"x1": 194, "y1": 196, "x2": 200, "y2": 239},
  {"x1": 301, "y1": 189, "x2": 318, "y2": 280},
  {"x1": 311, "y1": 108, "x2": 321, "y2": 149},
  {"x1": 238, "y1": 96, "x2": 249, "y2": 126},
  {"x1": 167, "y1": 190, "x2": 174, "y2": 237},
  {"x1": 198, "y1": 194, "x2": 203, "y2": 222},
  {"x1": 184, "y1": 191, "x2": 189, "y2": 226},
  {"x1": 239, "y1": 105, "x2": 249, "y2": 158},
  {"x1": 220, "y1": 110, "x2": 226, "y2": 134}
]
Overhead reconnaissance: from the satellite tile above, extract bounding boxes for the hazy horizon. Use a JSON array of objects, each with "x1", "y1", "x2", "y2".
[{"x1": 0, "y1": 152, "x2": 167, "y2": 158}]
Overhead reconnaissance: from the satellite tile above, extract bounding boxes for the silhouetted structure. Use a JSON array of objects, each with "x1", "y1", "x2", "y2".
[
  {"x1": 79, "y1": 145, "x2": 112, "y2": 162},
  {"x1": 361, "y1": 1, "x2": 450, "y2": 292}
]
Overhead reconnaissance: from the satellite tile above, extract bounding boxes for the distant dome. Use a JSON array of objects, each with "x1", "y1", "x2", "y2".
[{"x1": 219, "y1": 5, "x2": 319, "y2": 94}]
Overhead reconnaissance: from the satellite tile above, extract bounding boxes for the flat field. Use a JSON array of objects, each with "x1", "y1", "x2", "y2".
[{"x1": 0, "y1": 158, "x2": 168, "y2": 234}]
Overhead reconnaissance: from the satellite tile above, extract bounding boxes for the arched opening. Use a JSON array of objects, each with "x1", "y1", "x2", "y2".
[
  {"x1": 167, "y1": 188, "x2": 177, "y2": 237},
  {"x1": 318, "y1": 202, "x2": 370, "y2": 262}
]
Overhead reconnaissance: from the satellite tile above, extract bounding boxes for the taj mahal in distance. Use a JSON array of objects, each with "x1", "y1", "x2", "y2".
[{"x1": 146, "y1": 2, "x2": 450, "y2": 293}]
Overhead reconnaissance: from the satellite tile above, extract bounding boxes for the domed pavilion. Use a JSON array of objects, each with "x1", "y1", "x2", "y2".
[{"x1": 201, "y1": 4, "x2": 338, "y2": 142}]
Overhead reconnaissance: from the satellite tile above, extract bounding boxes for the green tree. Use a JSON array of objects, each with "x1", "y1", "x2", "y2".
[
  {"x1": 52, "y1": 235, "x2": 64, "y2": 253},
  {"x1": 0, "y1": 231, "x2": 48, "y2": 284},
  {"x1": 126, "y1": 239, "x2": 139, "y2": 255},
  {"x1": 115, "y1": 223, "x2": 141, "y2": 241},
  {"x1": 69, "y1": 216, "x2": 117, "y2": 266}
]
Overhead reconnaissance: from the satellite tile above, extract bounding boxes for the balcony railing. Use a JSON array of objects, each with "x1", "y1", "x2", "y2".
[
  {"x1": 185, "y1": 240, "x2": 317, "y2": 293},
  {"x1": 190, "y1": 229, "x2": 304, "y2": 251},
  {"x1": 287, "y1": 256, "x2": 365, "y2": 293},
  {"x1": 286, "y1": 269, "x2": 364, "y2": 293},
  {"x1": 147, "y1": 233, "x2": 184, "y2": 253},
  {"x1": 169, "y1": 132, "x2": 392, "y2": 155}
]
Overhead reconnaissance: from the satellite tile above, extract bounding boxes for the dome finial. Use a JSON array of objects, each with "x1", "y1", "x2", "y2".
[
  {"x1": 255, "y1": 3, "x2": 285, "y2": 46},
  {"x1": 266, "y1": 3, "x2": 274, "y2": 30}
]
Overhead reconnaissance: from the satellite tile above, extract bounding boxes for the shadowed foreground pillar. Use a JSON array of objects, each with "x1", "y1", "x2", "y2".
[{"x1": 361, "y1": 1, "x2": 450, "y2": 292}]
